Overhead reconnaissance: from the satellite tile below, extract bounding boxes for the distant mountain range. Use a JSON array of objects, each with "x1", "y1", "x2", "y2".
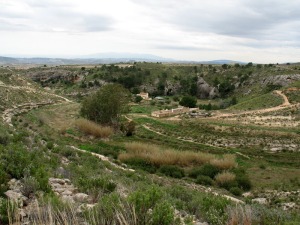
[{"x1": 0, "y1": 54, "x2": 245, "y2": 65}]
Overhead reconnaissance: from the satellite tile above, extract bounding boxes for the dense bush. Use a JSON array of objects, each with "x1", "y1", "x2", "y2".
[
  {"x1": 0, "y1": 145, "x2": 31, "y2": 179},
  {"x1": 0, "y1": 169, "x2": 9, "y2": 196},
  {"x1": 128, "y1": 186, "x2": 169, "y2": 225},
  {"x1": 187, "y1": 193, "x2": 230, "y2": 225},
  {"x1": 0, "y1": 127, "x2": 9, "y2": 146},
  {"x1": 179, "y1": 95, "x2": 197, "y2": 108},
  {"x1": 235, "y1": 174, "x2": 252, "y2": 191},
  {"x1": 151, "y1": 201, "x2": 174, "y2": 225},
  {"x1": 0, "y1": 134, "x2": 9, "y2": 146},
  {"x1": 80, "y1": 142, "x2": 124, "y2": 160},
  {"x1": 0, "y1": 198, "x2": 9, "y2": 224},
  {"x1": 158, "y1": 165, "x2": 185, "y2": 178},
  {"x1": 232, "y1": 168, "x2": 252, "y2": 191},
  {"x1": 120, "y1": 158, "x2": 158, "y2": 173},
  {"x1": 195, "y1": 175, "x2": 213, "y2": 186},
  {"x1": 189, "y1": 164, "x2": 220, "y2": 179},
  {"x1": 77, "y1": 177, "x2": 116, "y2": 194},
  {"x1": 229, "y1": 187, "x2": 242, "y2": 196},
  {"x1": 80, "y1": 84, "x2": 130, "y2": 126},
  {"x1": 21, "y1": 176, "x2": 39, "y2": 197}
]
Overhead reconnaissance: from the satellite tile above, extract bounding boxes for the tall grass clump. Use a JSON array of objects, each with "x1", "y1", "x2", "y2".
[
  {"x1": 210, "y1": 155, "x2": 237, "y2": 170},
  {"x1": 215, "y1": 171, "x2": 236, "y2": 189},
  {"x1": 75, "y1": 118, "x2": 113, "y2": 138},
  {"x1": 119, "y1": 142, "x2": 215, "y2": 167}
]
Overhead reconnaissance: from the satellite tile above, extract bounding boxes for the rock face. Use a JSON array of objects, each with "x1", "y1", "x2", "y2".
[
  {"x1": 4, "y1": 179, "x2": 27, "y2": 207},
  {"x1": 164, "y1": 81, "x2": 181, "y2": 96},
  {"x1": 48, "y1": 178, "x2": 94, "y2": 205},
  {"x1": 261, "y1": 74, "x2": 300, "y2": 87},
  {"x1": 197, "y1": 77, "x2": 219, "y2": 99}
]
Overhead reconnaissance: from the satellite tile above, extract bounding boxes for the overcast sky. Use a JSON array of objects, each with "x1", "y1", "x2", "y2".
[{"x1": 1, "y1": 0, "x2": 300, "y2": 63}]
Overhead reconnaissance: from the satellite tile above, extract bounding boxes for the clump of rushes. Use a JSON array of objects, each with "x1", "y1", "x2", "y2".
[
  {"x1": 210, "y1": 155, "x2": 237, "y2": 170},
  {"x1": 215, "y1": 171, "x2": 236, "y2": 189},
  {"x1": 119, "y1": 142, "x2": 215, "y2": 167},
  {"x1": 75, "y1": 118, "x2": 114, "y2": 138}
]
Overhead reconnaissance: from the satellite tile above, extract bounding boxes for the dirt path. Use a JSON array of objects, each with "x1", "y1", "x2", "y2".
[
  {"x1": 213, "y1": 90, "x2": 294, "y2": 119},
  {"x1": 68, "y1": 146, "x2": 135, "y2": 172},
  {"x1": 0, "y1": 83, "x2": 73, "y2": 103},
  {"x1": 1, "y1": 83, "x2": 73, "y2": 126}
]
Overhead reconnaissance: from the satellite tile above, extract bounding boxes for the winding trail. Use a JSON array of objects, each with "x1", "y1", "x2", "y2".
[
  {"x1": 1, "y1": 83, "x2": 73, "y2": 126},
  {"x1": 212, "y1": 90, "x2": 294, "y2": 119},
  {"x1": 68, "y1": 146, "x2": 135, "y2": 172}
]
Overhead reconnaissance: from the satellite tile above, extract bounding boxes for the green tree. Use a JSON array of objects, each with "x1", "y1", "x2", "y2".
[
  {"x1": 189, "y1": 83, "x2": 198, "y2": 96},
  {"x1": 179, "y1": 96, "x2": 197, "y2": 108},
  {"x1": 222, "y1": 64, "x2": 228, "y2": 69},
  {"x1": 134, "y1": 95, "x2": 143, "y2": 103},
  {"x1": 80, "y1": 84, "x2": 130, "y2": 125}
]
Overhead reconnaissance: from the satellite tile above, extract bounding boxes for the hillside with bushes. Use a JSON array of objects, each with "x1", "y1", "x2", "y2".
[{"x1": 0, "y1": 63, "x2": 300, "y2": 224}]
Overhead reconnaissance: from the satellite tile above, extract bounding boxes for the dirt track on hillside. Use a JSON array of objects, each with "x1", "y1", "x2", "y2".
[
  {"x1": 212, "y1": 90, "x2": 296, "y2": 119},
  {"x1": 1, "y1": 83, "x2": 73, "y2": 126}
]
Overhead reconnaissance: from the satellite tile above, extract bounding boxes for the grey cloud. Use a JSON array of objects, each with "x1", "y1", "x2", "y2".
[
  {"x1": 131, "y1": 0, "x2": 300, "y2": 43},
  {"x1": 0, "y1": 19, "x2": 31, "y2": 31},
  {"x1": 80, "y1": 15, "x2": 114, "y2": 32},
  {"x1": 0, "y1": 0, "x2": 114, "y2": 32},
  {"x1": 24, "y1": 0, "x2": 73, "y2": 8}
]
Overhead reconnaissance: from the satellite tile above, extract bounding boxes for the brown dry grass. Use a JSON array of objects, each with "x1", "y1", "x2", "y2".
[
  {"x1": 119, "y1": 142, "x2": 215, "y2": 167},
  {"x1": 210, "y1": 155, "x2": 237, "y2": 170},
  {"x1": 227, "y1": 205, "x2": 252, "y2": 225},
  {"x1": 75, "y1": 118, "x2": 113, "y2": 138},
  {"x1": 215, "y1": 171, "x2": 236, "y2": 185}
]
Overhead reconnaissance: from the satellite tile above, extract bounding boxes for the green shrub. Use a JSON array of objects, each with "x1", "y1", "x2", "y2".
[
  {"x1": 259, "y1": 164, "x2": 266, "y2": 169},
  {"x1": 80, "y1": 84, "x2": 130, "y2": 126},
  {"x1": 135, "y1": 95, "x2": 143, "y2": 103},
  {"x1": 122, "y1": 158, "x2": 158, "y2": 173},
  {"x1": 229, "y1": 187, "x2": 242, "y2": 196},
  {"x1": 151, "y1": 201, "x2": 174, "y2": 225},
  {"x1": 0, "y1": 169, "x2": 9, "y2": 196},
  {"x1": 128, "y1": 186, "x2": 163, "y2": 225},
  {"x1": 179, "y1": 96, "x2": 197, "y2": 108},
  {"x1": 236, "y1": 175, "x2": 252, "y2": 191},
  {"x1": 189, "y1": 164, "x2": 220, "y2": 179},
  {"x1": 60, "y1": 148, "x2": 77, "y2": 158},
  {"x1": 33, "y1": 167, "x2": 51, "y2": 193},
  {"x1": 187, "y1": 194, "x2": 230, "y2": 225},
  {"x1": 1, "y1": 146, "x2": 30, "y2": 179},
  {"x1": 46, "y1": 141, "x2": 54, "y2": 149},
  {"x1": 80, "y1": 143, "x2": 124, "y2": 160},
  {"x1": 231, "y1": 168, "x2": 252, "y2": 191},
  {"x1": 0, "y1": 134, "x2": 9, "y2": 146},
  {"x1": 77, "y1": 177, "x2": 116, "y2": 194},
  {"x1": 158, "y1": 165, "x2": 185, "y2": 178},
  {"x1": 0, "y1": 198, "x2": 9, "y2": 224},
  {"x1": 195, "y1": 175, "x2": 213, "y2": 186},
  {"x1": 21, "y1": 176, "x2": 39, "y2": 197}
]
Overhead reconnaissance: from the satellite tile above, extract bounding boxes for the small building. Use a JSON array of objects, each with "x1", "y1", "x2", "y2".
[
  {"x1": 137, "y1": 92, "x2": 151, "y2": 100},
  {"x1": 151, "y1": 107, "x2": 190, "y2": 118},
  {"x1": 154, "y1": 96, "x2": 164, "y2": 101}
]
